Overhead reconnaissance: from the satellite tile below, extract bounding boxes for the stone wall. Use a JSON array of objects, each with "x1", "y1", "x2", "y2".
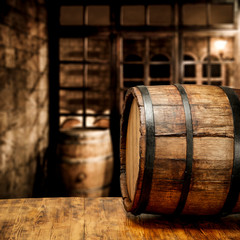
[{"x1": 0, "y1": 0, "x2": 48, "y2": 198}]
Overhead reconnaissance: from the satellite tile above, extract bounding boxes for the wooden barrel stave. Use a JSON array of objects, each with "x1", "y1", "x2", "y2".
[
  {"x1": 120, "y1": 84, "x2": 239, "y2": 216},
  {"x1": 58, "y1": 141, "x2": 112, "y2": 159},
  {"x1": 60, "y1": 156, "x2": 113, "y2": 191}
]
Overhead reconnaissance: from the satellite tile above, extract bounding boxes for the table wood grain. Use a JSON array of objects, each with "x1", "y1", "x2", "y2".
[{"x1": 0, "y1": 197, "x2": 240, "y2": 239}]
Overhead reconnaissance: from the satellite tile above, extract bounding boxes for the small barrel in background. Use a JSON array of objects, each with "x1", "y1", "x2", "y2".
[
  {"x1": 57, "y1": 127, "x2": 113, "y2": 197},
  {"x1": 120, "y1": 84, "x2": 240, "y2": 216},
  {"x1": 60, "y1": 118, "x2": 82, "y2": 129}
]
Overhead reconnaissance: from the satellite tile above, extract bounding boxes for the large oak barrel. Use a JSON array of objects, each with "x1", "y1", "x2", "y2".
[
  {"x1": 57, "y1": 127, "x2": 113, "y2": 197},
  {"x1": 120, "y1": 84, "x2": 240, "y2": 216}
]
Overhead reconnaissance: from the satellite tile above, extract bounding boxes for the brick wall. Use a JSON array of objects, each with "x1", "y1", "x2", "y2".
[{"x1": 0, "y1": 0, "x2": 48, "y2": 198}]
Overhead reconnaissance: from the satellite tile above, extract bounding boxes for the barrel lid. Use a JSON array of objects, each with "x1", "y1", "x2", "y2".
[
  {"x1": 126, "y1": 98, "x2": 140, "y2": 203},
  {"x1": 120, "y1": 87, "x2": 143, "y2": 213}
]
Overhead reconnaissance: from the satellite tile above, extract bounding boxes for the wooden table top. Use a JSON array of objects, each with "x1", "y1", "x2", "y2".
[{"x1": 0, "y1": 197, "x2": 240, "y2": 240}]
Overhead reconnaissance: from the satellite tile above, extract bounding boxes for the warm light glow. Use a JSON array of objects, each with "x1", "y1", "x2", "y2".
[{"x1": 214, "y1": 39, "x2": 227, "y2": 52}]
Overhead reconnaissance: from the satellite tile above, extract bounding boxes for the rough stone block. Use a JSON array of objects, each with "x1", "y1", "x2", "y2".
[
  {"x1": 39, "y1": 41, "x2": 48, "y2": 57},
  {"x1": 0, "y1": 45, "x2": 5, "y2": 67},
  {"x1": 26, "y1": 0, "x2": 37, "y2": 18},
  {"x1": 16, "y1": 90, "x2": 27, "y2": 111},
  {"x1": 38, "y1": 21, "x2": 47, "y2": 40},
  {"x1": 12, "y1": 0, "x2": 36, "y2": 19},
  {"x1": 16, "y1": 50, "x2": 38, "y2": 71},
  {"x1": 27, "y1": 19, "x2": 38, "y2": 37},
  {"x1": 0, "y1": 85, "x2": 14, "y2": 111},
  {"x1": 26, "y1": 90, "x2": 38, "y2": 109},
  {"x1": 26, "y1": 71, "x2": 39, "y2": 90},
  {"x1": 9, "y1": 29, "x2": 28, "y2": 50},
  {"x1": 0, "y1": 67, "x2": 9, "y2": 88},
  {"x1": 0, "y1": 24, "x2": 10, "y2": 46},
  {"x1": 15, "y1": 49, "x2": 26, "y2": 68},
  {"x1": 38, "y1": 89, "x2": 48, "y2": 106},
  {"x1": 39, "y1": 54, "x2": 47, "y2": 73},
  {"x1": 38, "y1": 127, "x2": 49, "y2": 152},
  {"x1": 0, "y1": 170, "x2": 13, "y2": 198},
  {"x1": 13, "y1": 127, "x2": 27, "y2": 151},
  {"x1": 10, "y1": 9, "x2": 29, "y2": 33},
  {"x1": 0, "y1": 112, "x2": 8, "y2": 133},
  {"x1": 25, "y1": 100, "x2": 38, "y2": 127},
  {"x1": 5, "y1": 47, "x2": 15, "y2": 68},
  {"x1": 26, "y1": 53, "x2": 39, "y2": 72},
  {"x1": 8, "y1": 110, "x2": 26, "y2": 129},
  {"x1": 0, "y1": 130, "x2": 15, "y2": 172},
  {"x1": 11, "y1": 162, "x2": 36, "y2": 198},
  {"x1": 13, "y1": 69, "x2": 28, "y2": 89},
  {"x1": 38, "y1": 72, "x2": 48, "y2": 90},
  {"x1": 26, "y1": 125, "x2": 39, "y2": 150},
  {"x1": 38, "y1": 107, "x2": 48, "y2": 127},
  {"x1": 30, "y1": 36, "x2": 40, "y2": 53},
  {"x1": 38, "y1": 4, "x2": 47, "y2": 22}
]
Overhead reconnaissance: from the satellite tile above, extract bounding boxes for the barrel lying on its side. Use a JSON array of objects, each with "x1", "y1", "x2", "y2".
[{"x1": 120, "y1": 85, "x2": 240, "y2": 216}]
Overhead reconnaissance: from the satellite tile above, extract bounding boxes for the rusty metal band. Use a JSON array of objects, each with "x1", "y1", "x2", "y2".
[
  {"x1": 133, "y1": 86, "x2": 155, "y2": 215},
  {"x1": 174, "y1": 84, "x2": 193, "y2": 215},
  {"x1": 219, "y1": 86, "x2": 240, "y2": 216}
]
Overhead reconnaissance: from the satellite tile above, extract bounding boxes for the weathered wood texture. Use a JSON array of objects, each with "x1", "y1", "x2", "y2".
[
  {"x1": 0, "y1": 197, "x2": 240, "y2": 240},
  {"x1": 57, "y1": 128, "x2": 113, "y2": 197},
  {"x1": 126, "y1": 98, "x2": 140, "y2": 202},
  {"x1": 120, "y1": 85, "x2": 239, "y2": 215}
]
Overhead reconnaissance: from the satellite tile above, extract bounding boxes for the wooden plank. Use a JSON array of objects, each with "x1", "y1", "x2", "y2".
[
  {"x1": 84, "y1": 198, "x2": 143, "y2": 239},
  {"x1": 0, "y1": 198, "x2": 85, "y2": 240},
  {"x1": 184, "y1": 181, "x2": 230, "y2": 215},
  {"x1": 140, "y1": 136, "x2": 233, "y2": 162},
  {"x1": 140, "y1": 104, "x2": 233, "y2": 137},
  {"x1": 134, "y1": 85, "x2": 182, "y2": 106},
  {"x1": 1, "y1": 198, "x2": 240, "y2": 239},
  {"x1": 137, "y1": 136, "x2": 234, "y2": 214},
  {"x1": 140, "y1": 105, "x2": 186, "y2": 136},
  {"x1": 184, "y1": 85, "x2": 229, "y2": 105},
  {"x1": 190, "y1": 104, "x2": 233, "y2": 138},
  {"x1": 137, "y1": 85, "x2": 234, "y2": 137}
]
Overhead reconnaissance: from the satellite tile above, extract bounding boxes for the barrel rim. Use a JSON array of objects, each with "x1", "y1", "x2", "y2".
[{"x1": 120, "y1": 87, "x2": 144, "y2": 213}]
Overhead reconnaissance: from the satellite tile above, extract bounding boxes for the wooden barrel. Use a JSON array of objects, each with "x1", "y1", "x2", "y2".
[
  {"x1": 58, "y1": 127, "x2": 113, "y2": 197},
  {"x1": 60, "y1": 118, "x2": 82, "y2": 129},
  {"x1": 120, "y1": 84, "x2": 240, "y2": 216},
  {"x1": 94, "y1": 117, "x2": 110, "y2": 128}
]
